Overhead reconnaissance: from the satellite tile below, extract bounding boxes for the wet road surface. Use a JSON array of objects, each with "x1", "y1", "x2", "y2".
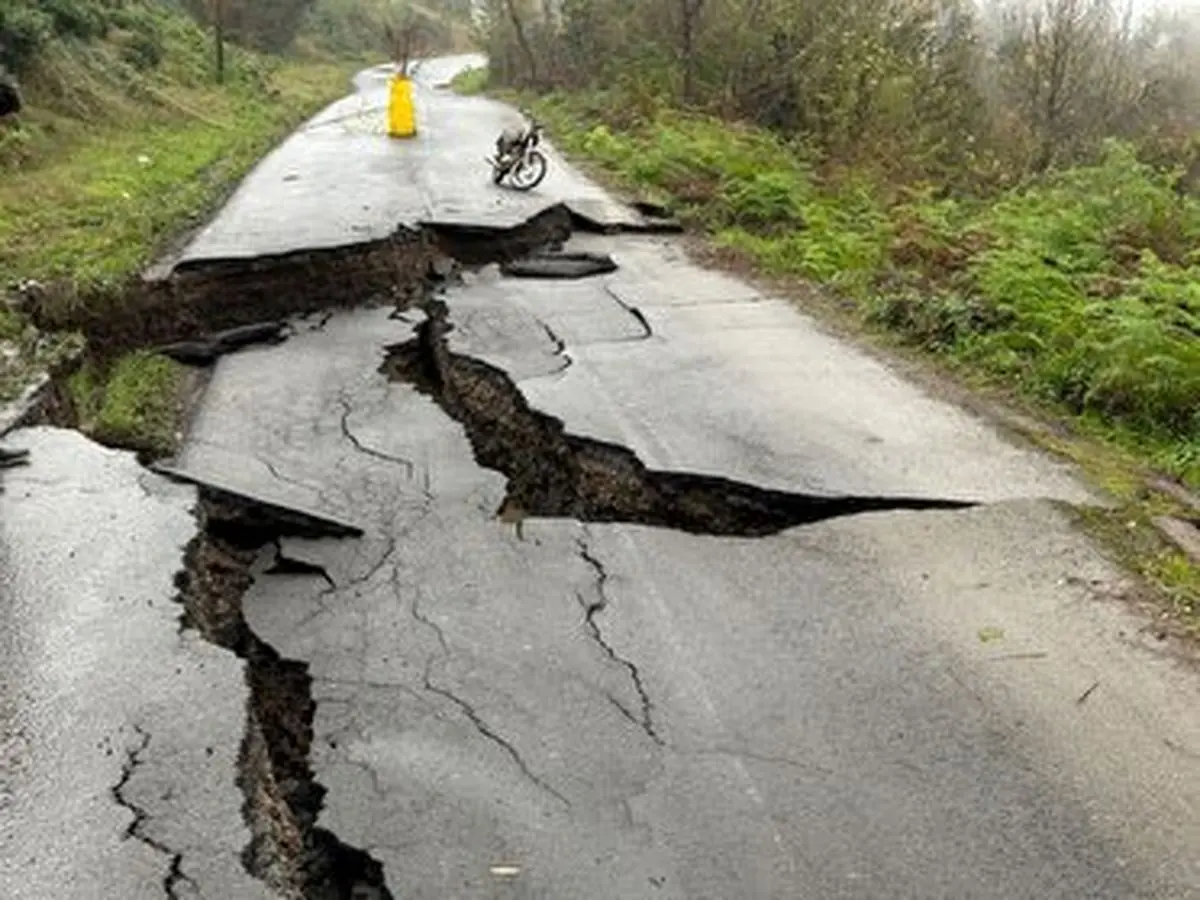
[{"x1": 3, "y1": 55, "x2": 1200, "y2": 899}]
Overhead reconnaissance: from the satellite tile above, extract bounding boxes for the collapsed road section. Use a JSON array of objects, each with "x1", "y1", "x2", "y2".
[
  {"x1": 3, "y1": 202, "x2": 594, "y2": 463},
  {"x1": 13, "y1": 185, "x2": 1170, "y2": 900},
  {"x1": 8, "y1": 55, "x2": 1195, "y2": 898},
  {"x1": 13, "y1": 207, "x2": 575, "y2": 362},
  {"x1": 0, "y1": 199, "x2": 698, "y2": 900}
]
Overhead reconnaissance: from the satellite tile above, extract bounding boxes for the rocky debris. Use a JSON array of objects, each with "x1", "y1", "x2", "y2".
[
  {"x1": 1154, "y1": 516, "x2": 1200, "y2": 566},
  {"x1": 500, "y1": 250, "x2": 618, "y2": 279},
  {"x1": 157, "y1": 321, "x2": 290, "y2": 366}
]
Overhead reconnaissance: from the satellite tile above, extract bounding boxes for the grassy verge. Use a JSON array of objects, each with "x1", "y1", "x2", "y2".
[
  {"x1": 450, "y1": 65, "x2": 488, "y2": 96},
  {"x1": 68, "y1": 352, "x2": 188, "y2": 458},
  {"x1": 456, "y1": 69, "x2": 1200, "y2": 636},
  {"x1": 533, "y1": 94, "x2": 1199, "y2": 487},
  {"x1": 1, "y1": 36, "x2": 356, "y2": 455}
]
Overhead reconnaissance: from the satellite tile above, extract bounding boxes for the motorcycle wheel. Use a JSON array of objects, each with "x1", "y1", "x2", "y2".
[{"x1": 509, "y1": 150, "x2": 548, "y2": 191}]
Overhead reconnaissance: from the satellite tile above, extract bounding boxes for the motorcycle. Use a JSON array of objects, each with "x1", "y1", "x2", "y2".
[{"x1": 488, "y1": 118, "x2": 549, "y2": 191}]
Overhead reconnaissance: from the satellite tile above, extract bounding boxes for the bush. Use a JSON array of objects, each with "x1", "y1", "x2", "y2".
[
  {"x1": 111, "y1": 5, "x2": 165, "y2": 70},
  {"x1": 39, "y1": 0, "x2": 107, "y2": 40},
  {"x1": 0, "y1": 4, "x2": 55, "y2": 72},
  {"x1": 450, "y1": 66, "x2": 488, "y2": 96},
  {"x1": 719, "y1": 170, "x2": 809, "y2": 230}
]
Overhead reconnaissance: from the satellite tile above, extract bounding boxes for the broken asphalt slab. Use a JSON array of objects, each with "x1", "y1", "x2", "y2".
[
  {"x1": 381, "y1": 296, "x2": 979, "y2": 533},
  {"x1": 499, "y1": 250, "x2": 619, "y2": 279},
  {"x1": 155, "y1": 320, "x2": 290, "y2": 367},
  {"x1": 150, "y1": 461, "x2": 365, "y2": 539},
  {"x1": 0, "y1": 428, "x2": 270, "y2": 900}
]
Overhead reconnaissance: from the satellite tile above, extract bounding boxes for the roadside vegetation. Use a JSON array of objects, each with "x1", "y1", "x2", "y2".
[
  {"x1": 466, "y1": 0, "x2": 1200, "y2": 633},
  {"x1": 0, "y1": 0, "x2": 466, "y2": 454}
]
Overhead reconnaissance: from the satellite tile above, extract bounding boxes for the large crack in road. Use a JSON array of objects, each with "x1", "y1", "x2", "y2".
[
  {"x1": 3, "y1": 199, "x2": 980, "y2": 900},
  {"x1": 41, "y1": 209, "x2": 596, "y2": 899},
  {"x1": 175, "y1": 489, "x2": 393, "y2": 900},
  {"x1": 380, "y1": 297, "x2": 976, "y2": 536}
]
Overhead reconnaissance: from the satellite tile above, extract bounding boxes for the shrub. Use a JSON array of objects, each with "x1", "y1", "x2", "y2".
[
  {"x1": 0, "y1": 4, "x2": 55, "y2": 72},
  {"x1": 39, "y1": 0, "x2": 107, "y2": 41}
]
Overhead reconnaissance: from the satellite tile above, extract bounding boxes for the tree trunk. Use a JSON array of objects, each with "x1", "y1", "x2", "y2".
[
  {"x1": 213, "y1": 0, "x2": 225, "y2": 84},
  {"x1": 680, "y1": 0, "x2": 705, "y2": 105},
  {"x1": 504, "y1": 0, "x2": 539, "y2": 87}
]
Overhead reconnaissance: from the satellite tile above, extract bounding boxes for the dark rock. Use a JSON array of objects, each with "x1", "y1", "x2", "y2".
[
  {"x1": 500, "y1": 252, "x2": 619, "y2": 280},
  {"x1": 0, "y1": 70, "x2": 21, "y2": 118}
]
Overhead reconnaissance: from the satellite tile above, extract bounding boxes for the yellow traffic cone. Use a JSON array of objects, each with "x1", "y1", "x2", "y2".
[{"x1": 388, "y1": 73, "x2": 416, "y2": 138}]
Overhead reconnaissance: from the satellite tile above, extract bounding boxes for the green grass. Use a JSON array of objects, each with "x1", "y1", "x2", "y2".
[
  {"x1": 471, "y1": 81, "x2": 1200, "y2": 635},
  {"x1": 1076, "y1": 503, "x2": 1200, "y2": 639},
  {"x1": 449, "y1": 65, "x2": 488, "y2": 95},
  {"x1": 0, "y1": 61, "x2": 353, "y2": 292},
  {"x1": 68, "y1": 351, "x2": 186, "y2": 457}
]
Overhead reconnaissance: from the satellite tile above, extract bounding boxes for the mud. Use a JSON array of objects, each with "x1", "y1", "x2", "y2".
[{"x1": 21, "y1": 230, "x2": 438, "y2": 359}]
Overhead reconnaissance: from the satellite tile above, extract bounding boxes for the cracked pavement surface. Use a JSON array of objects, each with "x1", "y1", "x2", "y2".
[
  {"x1": 174, "y1": 59, "x2": 1200, "y2": 899},
  {"x1": 3, "y1": 55, "x2": 1200, "y2": 899},
  {"x1": 0, "y1": 429, "x2": 269, "y2": 899}
]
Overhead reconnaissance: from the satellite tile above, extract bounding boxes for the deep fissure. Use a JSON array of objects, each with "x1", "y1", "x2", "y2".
[
  {"x1": 380, "y1": 298, "x2": 977, "y2": 536},
  {"x1": 12, "y1": 209, "x2": 576, "y2": 454},
  {"x1": 174, "y1": 489, "x2": 394, "y2": 900}
]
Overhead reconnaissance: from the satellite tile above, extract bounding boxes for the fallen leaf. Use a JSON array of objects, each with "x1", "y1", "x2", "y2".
[{"x1": 978, "y1": 626, "x2": 1005, "y2": 643}]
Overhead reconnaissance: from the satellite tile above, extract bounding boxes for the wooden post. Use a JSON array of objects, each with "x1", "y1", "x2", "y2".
[{"x1": 213, "y1": 0, "x2": 226, "y2": 84}]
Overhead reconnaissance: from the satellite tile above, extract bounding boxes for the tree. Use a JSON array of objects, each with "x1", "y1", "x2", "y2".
[
  {"x1": 212, "y1": 0, "x2": 225, "y2": 83},
  {"x1": 677, "y1": 0, "x2": 704, "y2": 104},
  {"x1": 183, "y1": 0, "x2": 319, "y2": 55},
  {"x1": 477, "y1": 0, "x2": 1200, "y2": 178}
]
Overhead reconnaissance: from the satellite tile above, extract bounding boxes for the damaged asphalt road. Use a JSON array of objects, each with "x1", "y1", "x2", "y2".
[{"x1": 4, "y1": 53, "x2": 1200, "y2": 900}]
